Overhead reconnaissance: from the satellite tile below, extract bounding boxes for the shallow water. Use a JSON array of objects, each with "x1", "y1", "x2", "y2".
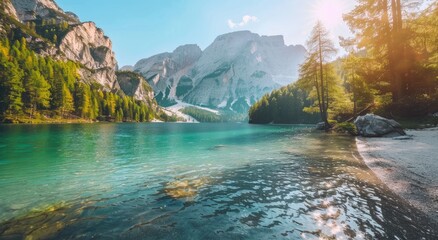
[{"x1": 0, "y1": 123, "x2": 436, "y2": 239}]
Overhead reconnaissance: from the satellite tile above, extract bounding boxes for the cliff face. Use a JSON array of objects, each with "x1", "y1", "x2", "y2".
[
  {"x1": 134, "y1": 44, "x2": 202, "y2": 105},
  {"x1": 3, "y1": 0, "x2": 18, "y2": 20},
  {"x1": 10, "y1": 0, "x2": 78, "y2": 23},
  {"x1": 134, "y1": 31, "x2": 306, "y2": 112},
  {"x1": 116, "y1": 71, "x2": 155, "y2": 104},
  {"x1": 2, "y1": 0, "x2": 155, "y2": 104},
  {"x1": 59, "y1": 22, "x2": 118, "y2": 90}
]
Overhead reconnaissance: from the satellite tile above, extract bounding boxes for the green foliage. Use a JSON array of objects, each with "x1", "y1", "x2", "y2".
[
  {"x1": 0, "y1": 45, "x2": 24, "y2": 114},
  {"x1": 249, "y1": 84, "x2": 319, "y2": 124},
  {"x1": 35, "y1": 19, "x2": 71, "y2": 45},
  {"x1": 181, "y1": 107, "x2": 222, "y2": 122},
  {"x1": 344, "y1": 0, "x2": 438, "y2": 106},
  {"x1": 0, "y1": 38, "x2": 159, "y2": 123},
  {"x1": 180, "y1": 107, "x2": 247, "y2": 122},
  {"x1": 376, "y1": 93, "x2": 438, "y2": 118},
  {"x1": 298, "y1": 22, "x2": 338, "y2": 128},
  {"x1": 334, "y1": 122, "x2": 358, "y2": 136},
  {"x1": 250, "y1": 1, "x2": 438, "y2": 125}
]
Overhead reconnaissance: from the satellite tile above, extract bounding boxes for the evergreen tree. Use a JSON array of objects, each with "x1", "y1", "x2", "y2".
[
  {"x1": 0, "y1": 53, "x2": 24, "y2": 115},
  {"x1": 60, "y1": 83, "x2": 74, "y2": 117},
  {"x1": 25, "y1": 70, "x2": 51, "y2": 117},
  {"x1": 300, "y1": 22, "x2": 337, "y2": 129}
]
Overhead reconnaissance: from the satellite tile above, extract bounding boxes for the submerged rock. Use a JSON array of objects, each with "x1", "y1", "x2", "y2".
[
  {"x1": 354, "y1": 114, "x2": 406, "y2": 137},
  {"x1": 0, "y1": 201, "x2": 94, "y2": 240},
  {"x1": 164, "y1": 177, "x2": 210, "y2": 199}
]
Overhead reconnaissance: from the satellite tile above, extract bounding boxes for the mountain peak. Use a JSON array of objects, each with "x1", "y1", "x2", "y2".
[
  {"x1": 133, "y1": 31, "x2": 306, "y2": 112},
  {"x1": 10, "y1": 0, "x2": 78, "y2": 23},
  {"x1": 173, "y1": 44, "x2": 201, "y2": 54},
  {"x1": 215, "y1": 30, "x2": 259, "y2": 42}
]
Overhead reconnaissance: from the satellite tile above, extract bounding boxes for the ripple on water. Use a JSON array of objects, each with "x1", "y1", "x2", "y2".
[{"x1": 0, "y1": 124, "x2": 437, "y2": 239}]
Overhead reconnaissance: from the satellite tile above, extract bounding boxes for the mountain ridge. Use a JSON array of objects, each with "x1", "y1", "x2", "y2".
[
  {"x1": 0, "y1": 0, "x2": 164, "y2": 122},
  {"x1": 133, "y1": 30, "x2": 306, "y2": 112}
]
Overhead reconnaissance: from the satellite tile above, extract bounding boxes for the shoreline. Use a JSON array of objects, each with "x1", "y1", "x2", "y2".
[{"x1": 356, "y1": 128, "x2": 438, "y2": 222}]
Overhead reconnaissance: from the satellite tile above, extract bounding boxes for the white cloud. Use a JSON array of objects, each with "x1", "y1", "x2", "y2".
[{"x1": 227, "y1": 15, "x2": 258, "y2": 29}]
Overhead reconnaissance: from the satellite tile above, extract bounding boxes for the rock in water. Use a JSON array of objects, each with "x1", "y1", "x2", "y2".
[{"x1": 354, "y1": 114, "x2": 406, "y2": 137}]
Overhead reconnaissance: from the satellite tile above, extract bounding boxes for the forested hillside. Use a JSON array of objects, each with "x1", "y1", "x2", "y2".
[
  {"x1": 0, "y1": 38, "x2": 160, "y2": 123},
  {"x1": 248, "y1": 84, "x2": 319, "y2": 124},
  {"x1": 0, "y1": 0, "x2": 165, "y2": 123},
  {"x1": 250, "y1": 1, "x2": 438, "y2": 126}
]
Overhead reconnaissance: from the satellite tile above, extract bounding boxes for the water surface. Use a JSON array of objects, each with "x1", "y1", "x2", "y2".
[{"x1": 0, "y1": 123, "x2": 436, "y2": 239}]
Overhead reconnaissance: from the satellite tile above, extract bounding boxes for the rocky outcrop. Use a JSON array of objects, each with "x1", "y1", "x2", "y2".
[
  {"x1": 134, "y1": 31, "x2": 306, "y2": 112},
  {"x1": 10, "y1": 0, "x2": 78, "y2": 23},
  {"x1": 116, "y1": 71, "x2": 155, "y2": 103},
  {"x1": 120, "y1": 65, "x2": 134, "y2": 71},
  {"x1": 3, "y1": 0, "x2": 158, "y2": 110},
  {"x1": 59, "y1": 22, "x2": 118, "y2": 90},
  {"x1": 355, "y1": 114, "x2": 406, "y2": 137},
  {"x1": 134, "y1": 44, "x2": 202, "y2": 105},
  {"x1": 2, "y1": 0, "x2": 18, "y2": 20}
]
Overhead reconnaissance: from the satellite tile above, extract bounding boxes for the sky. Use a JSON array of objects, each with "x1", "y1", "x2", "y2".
[{"x1": 56, "y1": 0, "x2": 356, "y2": 67}]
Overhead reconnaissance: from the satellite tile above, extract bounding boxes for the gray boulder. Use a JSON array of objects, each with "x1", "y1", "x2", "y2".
[{"x1": 354, "y1": 114, "x2": 406, "y2": 137}]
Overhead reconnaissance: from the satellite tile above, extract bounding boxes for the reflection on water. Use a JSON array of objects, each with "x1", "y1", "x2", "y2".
[{"x1": 0, "y1": 123, "x2": 436, "y2": 239}]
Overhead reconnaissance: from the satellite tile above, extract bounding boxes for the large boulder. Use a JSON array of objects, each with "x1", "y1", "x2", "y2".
[{"x1": 354, "y1": 114, "x2": 406, "y2": 137}]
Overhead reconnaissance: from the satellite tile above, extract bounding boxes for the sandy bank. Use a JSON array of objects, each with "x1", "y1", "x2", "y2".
[{"x1": 356, "y1": 128, "x2": 438, "y2": 222}]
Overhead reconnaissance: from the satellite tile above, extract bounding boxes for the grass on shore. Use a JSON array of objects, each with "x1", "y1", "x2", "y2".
[{"x1": 1, "y1": 113, "x2": 93, "y2": 124}]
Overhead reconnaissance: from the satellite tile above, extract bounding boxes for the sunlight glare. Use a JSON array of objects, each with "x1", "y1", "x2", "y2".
[{"x1": 312, "y1": 0, "x2": 346, "y2": 29}]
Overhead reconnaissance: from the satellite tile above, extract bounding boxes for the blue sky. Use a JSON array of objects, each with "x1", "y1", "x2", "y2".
[{"x1": 56, "y1": 0, "x2": 355, "y2": 67}]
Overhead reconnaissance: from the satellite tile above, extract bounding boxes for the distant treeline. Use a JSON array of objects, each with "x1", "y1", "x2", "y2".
[
  {"x1": 181, "y1": 107, "x2": 248, "y2": 123},
  {"x1": 249, "y1": 84, "x2": 319, "y2": 124}
]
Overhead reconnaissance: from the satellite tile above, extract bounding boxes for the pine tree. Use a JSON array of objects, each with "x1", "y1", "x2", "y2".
[
  {"x1": 343, "y1": 0, "x2": 423, "y2": 102},
  {"x1": 0, "y1": 53, "x2": 24, "y2": 115},
  {"x1": 25, "y1": 70, "x2": 51, "y2": 117},
  {"x1": 300, "y1": 22, "x2": 337, "y2": 129},
  {"x1": 60, "y1": 83, "x2": 74, "y2": 117}
]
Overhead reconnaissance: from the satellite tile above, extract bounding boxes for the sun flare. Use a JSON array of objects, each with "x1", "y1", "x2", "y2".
[{"x1": 312, "y1": 0, "x2": 346, "y2": 29}]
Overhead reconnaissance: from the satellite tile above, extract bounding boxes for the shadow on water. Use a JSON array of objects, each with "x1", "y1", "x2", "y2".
[{"x1": 0, "y1": 127, "x2": 437, "y2": 239}]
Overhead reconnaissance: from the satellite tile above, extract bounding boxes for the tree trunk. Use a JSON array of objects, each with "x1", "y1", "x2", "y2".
[
  {"x1": 352, "y1": 72, "x2": 357, "y2": 115},
  {"x1": 382, "y1": 0, "x2": 400, "y2": 103},
  {"x1": 314, "y1": 68, "x2": 324, "y2": 122},
  {"x1": 318, "y1": 34, "x2": 329, "y2": 129}
]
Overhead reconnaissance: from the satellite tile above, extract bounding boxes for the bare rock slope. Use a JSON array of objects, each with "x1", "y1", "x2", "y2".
[{"x1": 134, "y1": 31, "x2": 306, "y2": 112}]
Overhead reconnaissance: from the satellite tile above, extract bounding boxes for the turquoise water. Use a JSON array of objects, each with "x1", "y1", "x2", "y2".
[{"x1": 0, "y1": 123, "x2": 436, "y2": 239}]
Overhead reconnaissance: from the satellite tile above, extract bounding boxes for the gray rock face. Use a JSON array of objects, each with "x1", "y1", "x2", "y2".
[
  {"x1": 355, "y1": 114, "x2": 406, "y2": 137},
  {"x1": 116, "y1": 71, "x2": 155, "y2": 103},
  {"x1": 5, "y1": 0, "x2": 153, "y2": 104},
  {"x1": 120, "y1": 65, "x2": 134, "y2": 71},
  {"x1": 10, "y1": 0, "x2": 78, "y2": 23},
  {"x1": 134, "y1": 31, "x2": 306, "y2": 112},
  {"x1": 59, "y1": 22, "x2": 118, "y2": 90},
  {"x1": 134, "y1": 44, "x2": 202, "y2": 105}
]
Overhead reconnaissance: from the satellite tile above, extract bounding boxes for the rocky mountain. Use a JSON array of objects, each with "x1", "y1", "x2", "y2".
[
  {"x1": 116, "y1": 71, "x2": 155, "y2": 104},
  {"x1": 10, "y1": 0, "x2": 78, "y2": 23},
  {"x1": 0, "y1": 0, "x2": 164, "y2": 123},
  {"x1": 134, "y1": 31, "x2": 306, "y2": 112},
  {"x1": 2, "y1": 0, "x2": 153, "y2": 102},
  {"x1": 134, "y1": 44, "x2": 202, "y2": 105},
  {"x1": 59, "y1": 21, "x2": 118, "y2": 90}
]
